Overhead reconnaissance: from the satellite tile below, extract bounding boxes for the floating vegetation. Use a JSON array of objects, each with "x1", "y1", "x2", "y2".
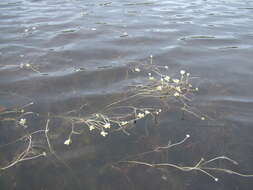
[
  {"x1": 180, "y1": 36, "x2": 216, "y2": 41},
  {"x1": 0, "y1": 102, "x2": 45, "y2": 171},
  {"x1": 0, "y1": 102, "x2": 36, "y2": 126},
  {"x1": 62, "y1": 29, "x2": 77, "y2": 33},
  {"x1": 0, "y1": 132, "x2": 47, "y2": 171},
  {"x1": 116, "y1": 135, "x2": 253, "y2": 182},
  {"x1": 0, "y1": 56, "x2": 252, "y2": 185},
  {"x1": 19, "y1": 62, "x2": 42, "y2": 74}
]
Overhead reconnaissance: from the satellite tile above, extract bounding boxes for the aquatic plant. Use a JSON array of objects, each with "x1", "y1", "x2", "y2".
[
  {"x1": 0, "y1": 102, "x2": 36, "y2": 128},
  {"x1": 0, "y1": 103, "x2": 46, "y2": 171},
  {"x1": 0, "y1": 56, "x2": 252, "y2": 187},
  {"x1": 54, "y1": 56, "x2": 204, "y2": 142},
  {"x1": 116, "y1": 135, "x2": 253, "y2": 182}
]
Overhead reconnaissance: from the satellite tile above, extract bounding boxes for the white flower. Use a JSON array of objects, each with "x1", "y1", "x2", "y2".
[
  {"x1": 164, "y1": 66, "x2": 169, "y2": 69},
  {"x1": 195, "y1": 87, "x2": 199, "y2": 91},
  {"x1": 134, "y1": 67, "x2": 140, "y2": 72},
  {"x1": 100, "y1": 131, "x2": 108, "y2": 137},
  {"x1": 155, "y1": 109, "x2": 162, "y2": 115},
  {"x1": 156, "y1": 86, "x2": 162, "y2": 91},
  {"x1": 144, "y1": 110, "x2": 150, "y2": 115},
  {"x1": 121, "y1": 121, "x2": 128, "y2": 126},
  {"x1": 160, "y1": 78, "x2": 164, "y2": 82},
  {"x1": 25, "y1": 63, "x2": 31, "y2": 68},
  {"x1": 137, "y1": 113, "x2": 145, "y2": 118},
  {"x1": 187, "y1": 73, "x2": 190, "y2": 77},
  {"x1": 104, "y1": 123, "x2": 111, "y2": 129},
  {"x1": 174, "y1": 92, "x2": 180, "y2": 97},
  {"x1": 148, "y1": 73, "x2": 152, "y2": 76},
  {"x1": 89, "y1": 125, "x2": 95, "y2": 131},
  {"x1": 180, "y1": 70, "x2": 186, "y2": 75},
  {"x1": 161, "y1": 175, "x2": 167, "y2": 180},
  {"x1": 149, "y1": 76, "x2": 155, "y2": 80},
  {"x1": 164, "y1": 76, "x2": 170, "y2": 81},
  {"x1": 175, "y1": 86, "x2": 181, "y2": 92},
  {"x1": 201, "y1": 117, "x2": 205, "y2": 120},
  {"x1": 19, "y1": 118, "x2": 26, "y2": 126},
  {"x1": 64, "y1": 139, "x2": 71, "y2": 145},
  {"x1": 186, "y1": 134, "x2": 190, "y2": 138},
  {"x1": 172, "y1": 79, "x2": 180, "y2": 83}
]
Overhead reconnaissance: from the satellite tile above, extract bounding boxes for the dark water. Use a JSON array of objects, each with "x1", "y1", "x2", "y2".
[{"x1": 1, "y1": 0, "x2": 253, "y2": 189}]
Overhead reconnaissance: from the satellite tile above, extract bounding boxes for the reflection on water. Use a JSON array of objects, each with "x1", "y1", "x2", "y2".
[{"x1": 1, "y1": 0, "x2": 253, "y2": 189}]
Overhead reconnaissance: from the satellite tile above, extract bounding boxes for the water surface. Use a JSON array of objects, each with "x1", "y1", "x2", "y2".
[{"x1": 1, "y1": 0, "x2": 253, "y2": 189}]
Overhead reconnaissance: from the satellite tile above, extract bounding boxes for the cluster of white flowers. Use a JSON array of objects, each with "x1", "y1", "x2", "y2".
[
  {"x1": 156, "y1": 86, "x2": 162, "y2": 91},
  {"x1": 64, "y1": 138, "x2": 71, "y2": 146},
  {"x1": 137, "y1": 112, "x2": 145, "y2": 119},
  {"x1": 134, "y1": 67, "x2": 141, "y2": 72},
  {"x1": 174, "y1": 92, "x2": 180, "y2": 97},
  {"x1": 164, "y1": 76, "x2": 170, "y2": 82},
  {"x1": 135, "y1": 109, "x2": 153, "y2": 120},
  {"x1": 144, "y1": 110, "x2": 150, "y2": 115},
  {"x1": 175, "y1": 86, "x2": 181, "y2": 92},
  {"x1": 19, "y1": 118, "x2": 26, "y2": 125},
  {"x1": 18, "y1": 118, "x2": 27, "y2": 128},
  {"x1": 121, "y1": 121, "x2": 128, "y2": 126},
  {"x1": 61, "y1": 64, "x2": 203, "y2": 144},
  {"x1": 89, "y1": 125, "x2": 95, "y2": 131},
  {"x1": 100, "y1": 130, "x2": 108, "y2": 137},
  {"x1": 103, "y1": 123, "x2": 111, "y2": 129},
  {"x1": 172, "y1": 79, "x2": 180, "y2": 83},
  {"x1": 180, "y1": 70, "x2": 186, "y2": 75}
]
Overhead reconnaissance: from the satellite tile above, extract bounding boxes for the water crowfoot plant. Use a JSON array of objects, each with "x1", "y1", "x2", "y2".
[
  {"x1": 0, "y1": 56, "x2": 252, "y2": 187},
  {"x1": 0, "y1": 132, "x2": 47, "y2": 171},
  {"x1": 117, "y1": 135, "x2": 253, "y2": 182},
  {"x1": 57, "y1": 105, "x2": 161, "y2": 142}
]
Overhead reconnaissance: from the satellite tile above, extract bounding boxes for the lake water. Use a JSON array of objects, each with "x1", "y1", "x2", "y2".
[{"x1": 1, "y1": 0, "x2": 253, "y2": 189}]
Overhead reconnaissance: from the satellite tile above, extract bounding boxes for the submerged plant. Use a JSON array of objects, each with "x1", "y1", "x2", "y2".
[
  {"x1": 0, "y1": 103, "x2": 45, "y2": 171},
  {"x1": 106, "y1": 55, "x2": 206, "y2": 121},
  {"x1": 116, "y1": 135, "x2": 253, "y2": 182},
  {"x1": 0, "y1": 102, "x2": 37, "y2": 127},
  {"x1": 0, "y1": 56, "x2": 252, "y2": 187},
  {"x1": 0, "y1": 133, "x2": 47, "y2": 171},
  {"x1": 57, "y1": 105, "x2": 161, "y2": 143}
]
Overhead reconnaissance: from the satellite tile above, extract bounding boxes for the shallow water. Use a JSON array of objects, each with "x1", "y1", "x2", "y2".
[{"x1": 1, "y1": 0, "x2": 253, "y2": 189}]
